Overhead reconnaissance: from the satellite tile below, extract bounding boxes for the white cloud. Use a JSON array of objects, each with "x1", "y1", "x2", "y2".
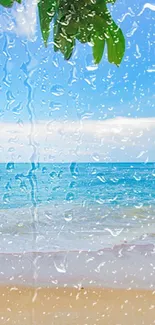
[
  {"x1": 0, "y1": 117, "x2": 155, "y2": 162},
  {"x1": 13, "y1": 0, "x2": 38, "y2": 38},
  {"x1": 0, "y1": 0, "x2": 38, "y2": 39}
]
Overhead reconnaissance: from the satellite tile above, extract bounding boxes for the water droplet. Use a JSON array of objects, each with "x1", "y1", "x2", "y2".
[
  {"x1": 8, "y1": 147, "x2": 15, "y2": 153},
  {"x1": 6, "y1": 162, "x2": 14, "y2": 171},
  {"x1": 5, "y1": 182, "x2": 11, "y2": 190},
  {"x1": 91, "y1": 168, "x2": 97, "y2": 175},
  {"x1": 58, "y1": 170, "x2": 63, "y2": 178},
  {"x1": 86, "y1": 54, "x2": 98, "y2": 71},
  {"x1": 53, "y1": 258, "x2": 67, "y2": 273},
  {"x1": 136, "y1": 151, "x2": 146, "y2": 159},
  {"x1": 133, "y1": 174, "x2": 141, "y2": 181},
  {"x1": 20, "y1": 181, "x2": 27, "y2": 192},
  {"x1": 66, "y1": 192, "x2": 74, "y2": 201},
  {"x1": 69, "y1": 181, "x2": 76, "y2": 188},
  {"x1": 45, "y1": 211, "x2": 53, "y2": 221},
  {"x1": 49, "y1": 171, "x2": 57, "y2": 179},
  {"x1": 51, "y1": 85, "x2": 64, "y2": 96},
  {"x1": 127, "y1": 22, "x2": 138, "y2": 37},
  {"x1": 64, "y1": 210, "x2": 73, "y2": 222},
  {"x1": 95, "y1": 262, "x2": 106, "y2": 273},
  {"x1": 135, "y1": 44, "x2": 141, "y2": 59},
  {"x1": 49, "y1": 101, "x2": 61, "y2": 112},
  {"x1": 92, "y1": 153, "x2": 100, "y2": 162},
  {"x1": 97, "y1": 173, "x2": 106, "y2": 183},
  {"x1": 138, "y1": 3, "x2": 155, "y2": 16},
  {"x1": 95, "y1": 196, "x2": 105, "y2": 204},
  {"x1": 12, "y1": 102, "x2": 22, "y2": 114},
  {"x1": 105, "y1": 228, "x2": 124, "y2": 237},
  {"x1": 70, "y1": 162, "x2": 79, "y2": 177},
  {"x1": 42, "y1": 167, "x2": 47, "y2": 174},
  {"x1": 3, "y1": 193, "x2": 10, "y2": 204}
]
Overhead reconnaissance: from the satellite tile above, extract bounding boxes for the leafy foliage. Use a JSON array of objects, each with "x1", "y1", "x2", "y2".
[
  {"x1": 0, "y1": 0, "x2": 21, "y2": 7},
  {"x1": 38, "y1": 0, "x2": 57, "y2": 46},
  {"x1": 0, "y1": 0, "x2": 125, "y2": 65}
]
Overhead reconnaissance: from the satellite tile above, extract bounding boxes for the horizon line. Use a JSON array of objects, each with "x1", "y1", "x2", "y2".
[{"x1": 2, "y1": 161, "x2": 155, "y2": 165}]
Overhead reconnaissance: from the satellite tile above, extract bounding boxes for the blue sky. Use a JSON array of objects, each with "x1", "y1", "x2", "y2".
[{"x1": 0, "y1": 0, "x2": 155, "y2": 162}]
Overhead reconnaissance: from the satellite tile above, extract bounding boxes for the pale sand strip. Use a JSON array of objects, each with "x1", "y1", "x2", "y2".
[{"x1": 0, "y1": 286, "x2": 155, "y2": 324}]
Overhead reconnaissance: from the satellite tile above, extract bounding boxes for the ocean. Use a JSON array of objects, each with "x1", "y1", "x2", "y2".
[{"x1": 0, "y1": 162, "x2": 155, "y2": 289}]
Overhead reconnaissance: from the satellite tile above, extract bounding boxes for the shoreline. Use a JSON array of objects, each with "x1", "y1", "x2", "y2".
[
  {"x1": 0, "y1": 248, "x2": 155, "y2": 290},
  {"x1": 0, "y1": 285, "x2": 154, "y2": 324}
]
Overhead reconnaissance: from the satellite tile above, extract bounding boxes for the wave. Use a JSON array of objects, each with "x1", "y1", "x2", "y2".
[{"x1": 0, "y1": 244, "x2": 154, "y2": 290}]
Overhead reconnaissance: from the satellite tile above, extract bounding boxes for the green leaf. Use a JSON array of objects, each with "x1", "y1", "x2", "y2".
[
  {"x1": 53, "y1": 21, "x2": 60, "y2": 52},
  {"x1": 60, "y1": 34, "x2": 75, "y2": 60},
  {"x1": 65, "y1": 20, "x2": 78, "y2": 36},
  {"x1": 93, "y1": 14, "x2": 110, "y2": 32},
  {"x1": 0, "y1": 0, "x2": 21, "y2": 7},
  {"x1": 105, "y1": 0, "x2": 116, "y2": 4},
  {"x1": 54, "y1": 20, "x2": 75, "y2": 60},
  {"x1": 105, "y1": 22, "x2": 125, "y2": 65},
  {"x1": 94, "y1": 0, "x2": 111, "y2": 22},
  {"x1": 76, "y1": 17, "x2": 92, "y2": 43},
  {"x1": 0, "y1": 0, "x2": 125, "y2": 66},
  {"x1": 76, "y1": 27, "x2": 90, "y2": 43},
  {"x1": 93, "y1": 35, "x2": 105, "y2": 64},
  {"x1": 38, "y1": 0, "x2": 57, "y2": 46}
]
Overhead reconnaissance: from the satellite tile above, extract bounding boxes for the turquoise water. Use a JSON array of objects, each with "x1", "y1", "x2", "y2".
[
  {"x1": 0, "y1": 162, "x2": 155, "y2": 289},
  {"x1": 0, "y1": 162, "x2": 155, "y2": 253},
  {"x1": 1, "y1": 162, "x2": 155, "y2": 208}
]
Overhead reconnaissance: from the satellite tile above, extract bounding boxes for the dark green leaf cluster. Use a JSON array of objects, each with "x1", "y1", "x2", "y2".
[
  {"x1": 0, "y1": 0, "x2": 21, "y2": 7},
  {"x1": 0, "y1": 0, "x2": 125, "y2": 65}
]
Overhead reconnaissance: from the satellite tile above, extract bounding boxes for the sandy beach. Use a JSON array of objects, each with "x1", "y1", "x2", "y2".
[{"x1": 0, "y1": 286, "x2": 154, "y2": 325}]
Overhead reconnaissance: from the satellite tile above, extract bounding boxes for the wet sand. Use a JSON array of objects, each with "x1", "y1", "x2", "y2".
[{"x1": 0, "y1": 286, "x2": 154, "y2": 325}]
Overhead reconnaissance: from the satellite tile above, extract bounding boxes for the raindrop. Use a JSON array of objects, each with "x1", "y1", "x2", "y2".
[
  {"x1": 97, "y1": 173, "x2": 106, "y2": 183},
  {"x1": 95, "y1": 196, "x2": 105, "y2": 204},
  {"x1": 127, "y1": 22, "x2": 138, "y2": 37},
  {"x1": 133, "y1": 174, "x2": 141, "y2": 181},
  {"x1": 135, "y1": 44, "x2": 141, "y2": 59},
  {"x1": 70, "y1": 162, "x2": 79, "y2": 177},
  {"x1": 49, "y1": 171, "x2": 57, "y2": 179},
  {"x1": 6, "y1": 162, "x2": 14, "y2": 171},
  {"x1": 49, "y1": 101, "x2": 62, "y2": 112},
  {"x1": 8, "y1": 147, "x2": 15, "y2": 153},
  {"x1": 68, "y1": 66, "x2": 78, "y2": 85},
  {"x1": 52, "y1": 55, "x2": 59, "y2": 67},
  {"x1": 136, "y1": 151, "x2": 146, "y2": 159},
  {"x1": 68, "y1": 91, "x2": 79, "y2": 100},
  {"x1": 66, "y1": 192, "x2": 74, "y2": 201},
  {"x1": 20, "y1": 181, "x2": 27, "y2": 192},
  {"x1": 92, "y1": 153, "x2": 100, "y2": 162},
  {"x1": 45, "y1": 211, "x2": 53, "y2": 220},
  {"x1": 135, "y1": 203, "x2": 143, "y2": 209},
  {"x1": 53, "y1": 260, "x2": 66, "y2": 273},
  {"x1": 86, "y1": 54, "x2": 98, "y2": 71},
  {"x1": 64, "y1": 210, "x2": 73, "y2": 222},
  {"x1": 118, "y1": 8, "x2": 135, "y2": 23},
  {"x1": 51, "y1": 85, "x2": 64, "y2": 96},
  {"x1": 138, "y1": 3, "x2": 155, "y2": 16},
  {"x1": 69, "y1": 181, "x2": 76, "y2": 188},
  {"x1": 3, "y1": 193, "x2": 10, "y2": 204},
  {"x1": 58, "y1": 170, "x2": 63, "y2": 178},
  {"x1": 95, "y1": 262, "x2": 106, "y2": 273},
  {"x1": 52, "y1": 186, "x2": 60, "y2": 191},
  {"x1": 42, "y1": 167, "x2": 47, "y2": 174},
  {"x1": 105, "y1": 228, "x2": 124, "y2": 237},
  {"x1": 5, "y1": 182, "x2": 11, "y2": 190},
  {"x1": 12, "y1": 102, "x2": 22, "y2": 114}
]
